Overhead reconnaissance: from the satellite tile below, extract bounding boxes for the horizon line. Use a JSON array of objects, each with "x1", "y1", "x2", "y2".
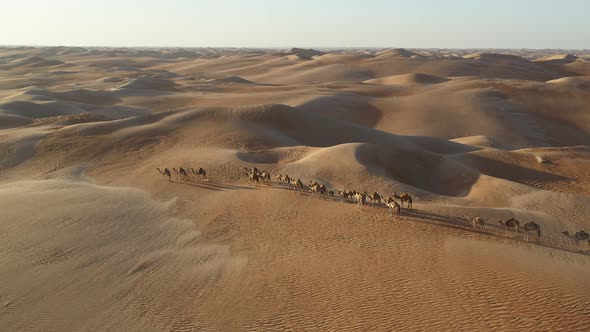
[{"x1": 1, "y1": 44, "x2": 590, "y2": 51}]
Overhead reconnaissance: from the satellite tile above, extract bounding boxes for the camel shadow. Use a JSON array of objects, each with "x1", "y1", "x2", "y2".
[
  {"x1": 170, "y1": 180, "x2": 256, "y2": 191},
  {"x1": 403, "y1": 209, "x2": 590, "y2": 257}
]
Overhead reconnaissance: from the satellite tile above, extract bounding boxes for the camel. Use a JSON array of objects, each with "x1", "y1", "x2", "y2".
[
  {"x1": 310, "y1": 183, "x2": 321, "y2": 194},
  {"x1": 497, "y1": 218, "x2": 520, "y2": 237},
  {"x1": 562, "y1": 231, "x2": 590, "y2": 250},
  {"x1": 195, "y1": 167, "x2": 207, "y2": 181},
  {"x1": 310, "y1": 183, "x2": 327, "y2": 195},
  {"x1": 386, "y1": 200, "x2": 401, "y2": 215},
  {"x1": 260, "y1": 171, "x2": 271, "y2": 183},
  {"x1": 369, "y1": 192, "x2": 382, "y2": 205},
  {"x1": 248, "y1": 172, "x2": 260, "y2": 186},
  {"x1": 383, "y1": 197, "x2": 401, "y2": 215},
  {"x1": 520, "y1": 222, "x2": 541, "y2": 241},
  {"x1": 178, "y1": 167, "x2": 188, "y2": 181},
  {"x1": 172, "y1": 168, "x2": 188, "y2": 181},
  {"x1": 354, "y1": 192, "x2": 366, "y2": 206},
  {"x1": 243, "y1": 166, "x2": 260, "y2": 176},
  {"x1": 338, "y1": 190, "x2": 353, "y2": 202},
  {"x1": 283, "y1": 174, "x2": 291, "y2": 184},
  {"x1": 291, "y1": 178, "x2": 303, "y2": 191},
  {"x1": 394, "y1": 193, "x2": 413, "y2": 209},
  {"x1": 156, "y1": 168, "x2": 171, "y2": 181},
  {"x1": 276, "y1": 174, "x2": 284, "y2": 183},
  {"x1": 465, "y1": 216, "x2": 485, "y2": 230}
]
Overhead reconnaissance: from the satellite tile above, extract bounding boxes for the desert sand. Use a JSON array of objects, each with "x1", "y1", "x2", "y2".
[{"x1": 1, "y1": 46, "x2": 590, "y2": 331}]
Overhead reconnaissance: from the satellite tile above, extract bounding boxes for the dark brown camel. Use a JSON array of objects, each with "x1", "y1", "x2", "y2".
[
  {"x1": 520, "y1": 222, "x2": 541, "y2": 241},
  {"x1": 248, "y1": 172, "x2": 260, "y2": 186},
  {"x1": 562, "y1": 231, "x2": 590, "y2": 250},
  {"x1": 465, "y1": 216, "x2": 485, "y2": 230},
  {"x1": 394, "y1": 193, "x2": 413, "y2": 209},
  {"x1": 497, "y1": 218, "x2": 520, "y2": 237},
  {"x1": 195, "y1": 167, "x2": 207, "y2": 181},
  {"x1": 369, "y1": 192, "x2": 382, "y2": 205},
  {"x1": 156, "y1": 168, "x2": 171, "y2": 181}
]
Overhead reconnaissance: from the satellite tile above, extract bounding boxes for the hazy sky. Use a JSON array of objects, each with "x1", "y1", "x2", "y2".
[{"x1": 2, "y1": 0, "x2": 589, "y2": 49}]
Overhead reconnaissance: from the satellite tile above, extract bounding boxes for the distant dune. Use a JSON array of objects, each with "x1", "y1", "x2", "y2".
[
  {"x1": 535, "y1": 53, "x2": 579, "y2": 64},
  {"x1": 376, "y1": 48, "x2": 422, "y2": 58},
  {"x1": 284, "y1": 47, "x2": 325, "y2": 60},
  {"x1": 365, "y1": 73, "x2": 448, "y2": 85},
  {"x1": 118, "y1": 76, "x2": 179, "y2": 91},
  {"x1": 546, "y1": 76, "x2": 590, "y2": 88},
  {"x1": 463, "y1": 52, "x2": 528, "y2": 61},
  {"x1": 209, "y1": 76, "x2": 254, "y2": 84},
  {"x1": 2, "y1": 55, "x2": 65, "y2": 68}
]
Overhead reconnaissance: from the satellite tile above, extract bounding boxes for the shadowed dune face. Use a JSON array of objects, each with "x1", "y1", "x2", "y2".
[{"x1": 1, "y1": 46, "x2": 590, "y2": 330}]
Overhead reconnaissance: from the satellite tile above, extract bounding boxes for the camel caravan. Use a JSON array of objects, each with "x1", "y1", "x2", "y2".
[
  {"x1": 464, "y1": 216, "x2": 543, "y2": 241},
  {"x1": 156, "y1": 166, "x2": 207, "y2": 182},
  {"x1": 156, "y1": 165, "x2": 590, "y2": 252}
]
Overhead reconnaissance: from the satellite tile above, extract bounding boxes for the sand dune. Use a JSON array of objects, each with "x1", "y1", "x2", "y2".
[
  {"x1": 284, "y1": 47, "x2": 325, "y2": 60},
  {"x1": 1, "y1": 56, "x2": 65, "y2": 69},
  {"x1": 535, "y1": 53, "x2": 579, "y2": 64},
  {"x1": 376, "y1": 48, "x2": 421, "y2": 58},
  {"x1": 365, "y1": 73, "x2": 448, "y2": 85},
  {"x1": 546, "y1": 76, "x2": 590, "y2": 88},
  {"x1": 118, "y1": 77, "x2": 179, "y2": 91},
  {"x1": 1, "y1": 46, "x2": 590, "y2": 330},
  {"x1": 209, "y1": 76, "x2": 254, "y2": 84}
]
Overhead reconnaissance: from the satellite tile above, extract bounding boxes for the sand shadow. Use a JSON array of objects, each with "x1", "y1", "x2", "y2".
[
  {"x1": 170, "y1": 180, "x2": 257, "y2": 191},
  {"x1": 402, "y1": 208, "x2": 589, "y2": 256}
]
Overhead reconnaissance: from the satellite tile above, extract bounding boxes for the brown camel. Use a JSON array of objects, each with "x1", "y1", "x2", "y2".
[
  {"x1": 156, "y1": 168, "x2": 171, "y2": 181},
  {"x1": 465, "y1": 216, "x2": 485, "y2": 230},
  {"x1": 260, "y1": 171, "x2": 271, "y2": 183},
  {"x1": 310, "y1": 183, "x2": 321, "y2": 194},
  {"x1": 310, "y1": 183, "x2": 327, "y2": 195},
  {"x1": 497, "y1": 218, "x2": 520, "y2": 237},
  {"x1": 178, "y1": 167, "x2": 188, "y2": 181},
  {"x1": 385, "y1": 197, "x2": 401, "y2": 215},
  {"x1": 520, "y1": 222, "x2": 541, "y2": 241},
  {"x1": 248, "y1": 172, "x2": 260, "y2": 186},
  {"x1": 292, "y1": 178, "x2": 303, "y2": 191},
  {"x1": 354, "y1": 192, "x2": 366, "y2": 206},
  {"x1": 195, "y1": 167, "x2": 207, "y2": 181},
  {"x1": 172, "y1": 167, "x2": 188, "y2": 181},
  {"x1": 562, "y1": 231, "x2": 590, "y2": 250},
  {"x1": 394, "y1": 193, "x2": 413, "y2": 209},
  {"x1": 369, "y1": 192, "x2": 382, "y2": 205},
  {"x1": 338, "y1": 190, "x2": 352, "y2": 202}
]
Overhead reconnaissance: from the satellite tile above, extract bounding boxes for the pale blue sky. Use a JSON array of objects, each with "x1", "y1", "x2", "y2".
[{"x1": 1, "y1": 0, "x2": 589, "y2": 49}]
